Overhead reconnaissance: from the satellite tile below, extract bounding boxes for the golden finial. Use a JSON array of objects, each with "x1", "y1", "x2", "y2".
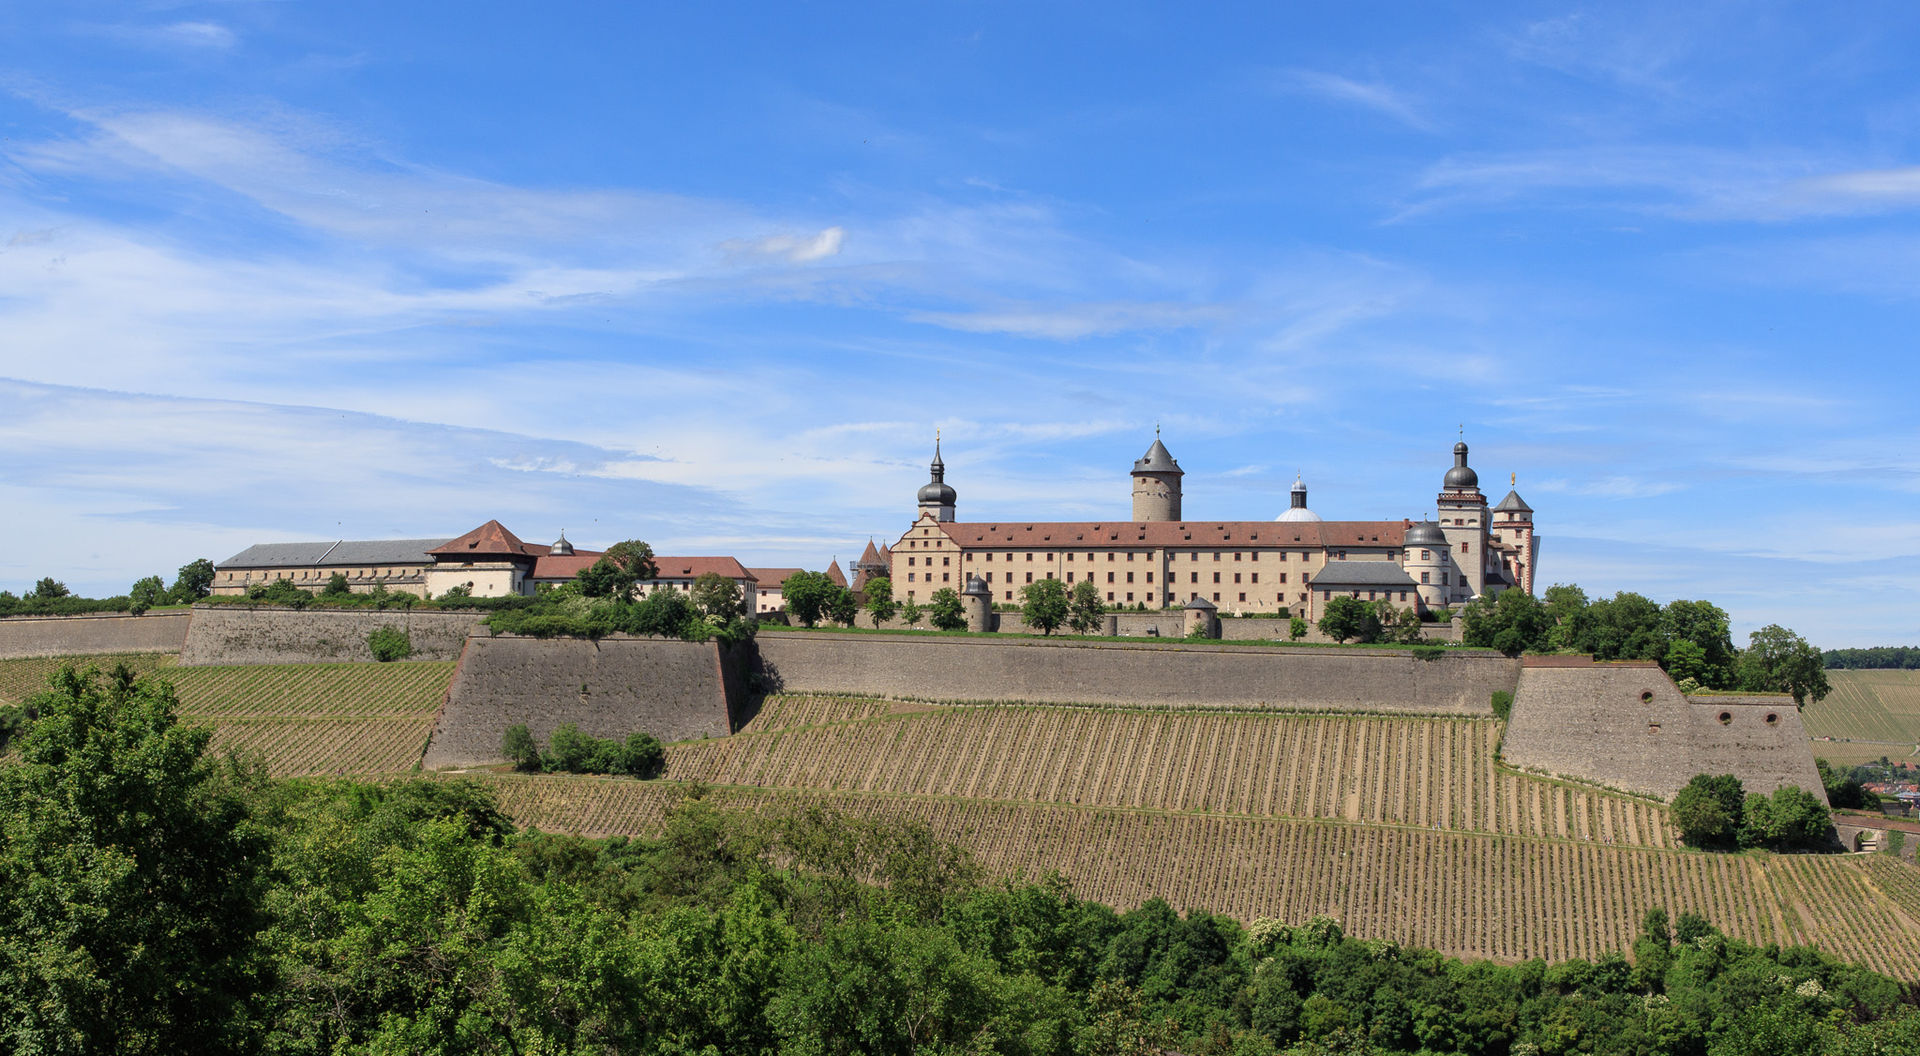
[{"x1": 1511, "y1": 471, "x2": 1516, "y2": 487}]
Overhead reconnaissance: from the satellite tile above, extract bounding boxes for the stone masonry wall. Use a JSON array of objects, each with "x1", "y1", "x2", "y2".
[
  {"x1": 1502, "y1": 660, "x2": 1824, "y2": 801},
  {"x1": 0, "y1": 612, "x2": 191, "y2": 659},
  {"x1": 422, "y1": 636, "x2": 733, "y2": 768},
  {"x1": 755, "y1": 633, "x2": 1519, "y2": 713},
  {"x1": 178, "y1": 605, "x2": 484, "y2": 665}
]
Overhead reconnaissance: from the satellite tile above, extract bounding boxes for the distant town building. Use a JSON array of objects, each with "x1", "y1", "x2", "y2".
[
  {"x1": 888, "y1": 433, "x2": 1538, "y2": 620},
  {"x1": 215, "y1": 519, "x2": 759, "y2": 605}
]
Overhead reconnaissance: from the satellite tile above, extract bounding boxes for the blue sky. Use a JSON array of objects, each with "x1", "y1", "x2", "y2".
[{"x1": 2, "y1": 2, "x2": 1917, "y2": 647}]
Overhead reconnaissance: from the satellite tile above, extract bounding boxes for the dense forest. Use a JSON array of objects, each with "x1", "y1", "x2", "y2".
[
  {"x1": 4, "y1": 666, "x2": 1920, "y2": 1056},
  {"x1": 1823, "y1": 647, "x2": 1920, "y2": 670}
]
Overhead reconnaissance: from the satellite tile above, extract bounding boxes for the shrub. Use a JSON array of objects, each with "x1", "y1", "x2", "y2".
[
  {"x1": 502, "y1": 724, "x2": 542, "y2": 771},
  {"x1": 1289, "y1": 616, "x2": 1307, "y2": 641},
  {"x1": 1410, "y1": 644, "x2": 1445, "y2": 661},
  {"x1": 1672, "y1": 774, "x2": 1746, "y2": 849},
  {"x1": 322, "y1": 572, "x2": 352, "y2": 597},
  {"x1": 1491, "y1": 690, "x2": 1513, "y2": 720},
  {"x1": 367, "y1": 626, "x2": 412, "y2": 662},
  {"x1": 532, "y1": 723, "x2": 663, "y2": 777}
]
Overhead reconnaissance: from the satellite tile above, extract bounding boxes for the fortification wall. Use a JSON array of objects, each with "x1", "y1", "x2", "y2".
[
  {"x1": 0, "y1": 612, "x2": 191, "y2": 659},
  {"x1": 422, "y1": 636, "x2": 733, "y2": 768},
  {"x1": 1503, "y1": 660, "x2": 1824, "y2": 801},
  {"x1": 755, "y1": 633, "x2": 1519, "y2": 713},
  {"x1": 178, "y1": 605, "x2": 483, "y2": 665}
]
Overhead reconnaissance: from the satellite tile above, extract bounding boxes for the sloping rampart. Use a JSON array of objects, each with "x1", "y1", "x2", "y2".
[
  {"x1": 179, "y1": 605, "x2": 483, "y2": 665},
  {"x1": 755, "y1": 633, "x2": 1519, "y2": 713},
  {"x1": 0, "y1": 612, "x2": 191, "y2": 659},
  {"x1": 1503, "y1": 660, "x2": 1823, "y2": 801},
  {"x1": 422, "y1": 636, "x2": 734, "y2": 768}
]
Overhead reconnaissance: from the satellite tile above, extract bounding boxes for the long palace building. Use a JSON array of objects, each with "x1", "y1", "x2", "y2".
[{"x1": 887, "y1": 433, "x2": 1538, "y2": 620}]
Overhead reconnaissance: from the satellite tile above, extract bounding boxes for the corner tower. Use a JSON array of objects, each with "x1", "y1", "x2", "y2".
[
  {"x1": 1131, "y1": 429, "x2": 1183, "y2": 522},
  {"x1": 917, "y1": 434, "x2": 957, "y2": 522}
]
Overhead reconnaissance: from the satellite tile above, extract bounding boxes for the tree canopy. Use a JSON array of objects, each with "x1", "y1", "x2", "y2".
[{"x1": 1021, "y1": 577, "x2": 1070, "y2": 635}]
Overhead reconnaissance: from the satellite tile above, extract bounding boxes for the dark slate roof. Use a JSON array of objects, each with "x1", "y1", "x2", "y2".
[
  {"x1": 219, "y1": 538, "x2": 452, "y2": 569},
  {"x1": 1309, "y1": 561, "x2": 1418, "y2": 589},
  {"x1": 1494, "y1": 489, "x2": 1533, "y2": 513},
  {"x1": 1132, "y1": 436, "x2": 1182, "y2": 475}
]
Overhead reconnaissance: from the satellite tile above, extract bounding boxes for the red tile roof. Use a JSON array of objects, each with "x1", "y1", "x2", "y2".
[
  {"x1": 427, "y1": 519, "x2": 539, "y2": 558},
  {"x1": 936, "y1": 520, "x2": 1411, "y2": 549},
  {"x1": 748, "y1": 567, "x2": 805, "y2": 591},
  {"x1": 649, "y1": 556, "x2": 757, "y2": 582},
  {"x1": 529, "y1": 551, "x2": 605, "y2": 580},
  {"x1": 826, "y1": 561, "x2": 849, "y2": 587}
]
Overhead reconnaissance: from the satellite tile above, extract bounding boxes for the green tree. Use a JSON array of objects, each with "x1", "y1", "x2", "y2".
[
  {"x1": 0, "y1": 666, "x2": 269, "y2": 1055},
  {"x1": 577, "y1": 540, "x2": 658, "y2": 600},
  {"x1": 899, "y1": 598, "x2": 924, "y2": 629},
  {"x1": 28, "y1": 576, "x2": 69, "y2": 600},
  {"x1": 826, "y1": 585, "x2": 859, "y2": 627},
  {"x1": 1737, "y1": 624, "x2": 1832, "y2": 707},
  {"x1": 1542, "y1": 583, "x2": 1592, "y2": 651},
  {"x1": 1662, "y1": 599, "x2": 1736, "y2": 687},
  {"x1": 690, "y1": 572, "x2": 745, "y2": 622},
  {"x1": 782, "y1": 571, "x2": 836, "y2": 628},
  {"x1": 367, "y1": 626, "x2": 412, "y2": 662},
  {"x1": 545, "y1": 722, "x2": 596, "y2": 773},
  {"x1": 1289, "y1": 615, "x2": 1307, "y2": 640},
  {"x1": 632, "y1": 588, "x2": 695, "y2": 638},
  {"x1": 501, "y1": 723, "x2": 542, "y2": 771},
  {"x1": 168, "y1": 558, "x2": 216, "y2": 603},
  {"x1": 321, "y1": 571, "x2": 352, "y2": 597},
  {"x1": 1463, "y1": 588, "x2": 1550, "y2": 655},
  {"x1": 1317, "y1": 595, "x2": 1378, "y2": 643},
  {"x1": 1021, "y1": 577, "x2": 1070, "y2": 635},
  {"x1": 1740, "y1": 785, "x2": 1832, "y2": 850},
  {"x1": 1582, "y1": 591, "x2": 1666, "y2": 661},
  {"x1": 864, "y1": 576, "x2": 898, "y2": 628},
  {"x1": 1383, "y1": 604, "x2": 1425, "y2": 645},
  {"x1": 128, "y1": 574, "x2": 167, "y2": 615},
  {"x1": 1817, "y1": 758, "x2": 1874, "y2": 810},
  {"x1": 928, "y1": 588, "x2": 966, "y2": 631},
  {"x1": 1067, "y1": 579, "x2": 1106, "y2": 635},
  {"x1": 1671, "y1": 774, "x2": 1746, "y2": 849}
]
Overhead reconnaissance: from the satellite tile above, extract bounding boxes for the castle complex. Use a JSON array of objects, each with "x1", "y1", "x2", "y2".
[{"x1": 888, "y1": 433, "x2": 1539, "y2": 621}]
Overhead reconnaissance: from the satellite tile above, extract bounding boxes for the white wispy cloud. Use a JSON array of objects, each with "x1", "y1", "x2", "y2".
[
  {"x1": 1281, "y1": 70, "x2": 1437, "y2": 132},
  {"x1": 721, "y1": 227, "x2": 847, "y2": 264}
]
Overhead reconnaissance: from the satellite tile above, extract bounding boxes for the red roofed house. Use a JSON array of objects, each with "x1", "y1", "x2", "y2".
[{"x1": 887, "y1": 434, "x2": 1538, "y2": 620}]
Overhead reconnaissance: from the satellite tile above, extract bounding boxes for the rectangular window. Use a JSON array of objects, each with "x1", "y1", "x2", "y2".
[
  {"x1": 1126, "y1": 572, "x2": 1134, "y2": 583},
  {"x1": 1280, "y1": 573, "x2": 1287, "y2": 583},
  {"x1": 1146, "y1": 572, "x2": 1153, "y2": 582},
  {"x1": 1400, "y1": 591, "x2": 1408, "y2": 601},
  {"x1": 1461, "y1": 542, "x2": 1469, "y2": 553},
  {"x1": 1025, "y1": 572, "x2": 1033, "y2": 583},
  {"x1": 1006, "y1": 591, "x2": 1013, "y2": 600},
  {"x1": 1420, "y1": 550, "x2": 1430, "y2": 561},
  {"x1": 1190, "y1": 571, "x2": 1198, "y2": 583},
  {"x1": 1239, "y1": 592, "x2": 1246, "y2": 602},
  {"x1": 1234, "y1": 552, "x2": 1242, "y2": 561},
  {"x1": 942, "y1": 573, "x2": 950, "y2": 582},
  {"x1": 986, "y1": 572, "x2": 994, "y2": 582},
  {"x1": 1146, "y1": 592, "x2": 1154, "y2": 602},
  {"x1": 1107, "y1": 592, "x2": 1114, "y2": 601},
  {"x1": 1127, "y1": 552, "x2": 1135, "y2": 561},
  {"x1": 1250, "y1": 573, "x2": 1259, "y2": 583},
  {"x1": 1046, "y1": 572, "x2": 1054, "y2": 579},
  {"x1": 1213, "y1": 552, "x2": 1221, "y2": 562},
  {"x1": 1107, "y1": 572, "x2": 1115, "y2": 583},
  {"x1": 1420, "y1": 572, "x2": 1430, "y2": 583},
  {"x1": 1126, "y1": 592, "x2": 1134, "y2": 602},
  {"x1": 1233, "y1": 573, "x2": 1241, "y2": 584},
  {"x1": 986, "y1": 553, "x2": 993, "y2": 562},
  {"x1": 1026, "y1": 553, "x2": 1033, "y2": 561},
  {"x1": 908, "y1": 556, "x2": 916, "y2": 566},
  {"x1": 908, "y1": 573, "x2": 916, "y2": 582},
  {"x1": 943, "y1": 556, "x2": 950, "y2": 566},
  {"x1": 1213, "y1": 593, "x2": 1221, "y2": 602},
  {"x1": 1067, "y1": 571, "x2": 1075, "y2": 582},
  {"x1": 1108, "y1": 552, "x2": 1115, "y2": 561},
  {"x1": 1212, "y1": 572, "x2": 1220, "y2": 583}
]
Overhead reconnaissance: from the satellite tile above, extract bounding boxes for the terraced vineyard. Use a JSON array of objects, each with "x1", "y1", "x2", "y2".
[
  {"x1": 667, "y1": 697, "x2": 1676, "y2": 847},
  {"x1": 0, "y1": 652, "x2": 177, "y2": 704},
  {"x1": 3, "y1": 654, "x2": 453, "y2": 778},
  {"x1": 1802, "y1": 669, "x2": 1920, "y2": 750},
  {"x1": 469, "y1": 773, "x2": 1920, "y2": 978}
]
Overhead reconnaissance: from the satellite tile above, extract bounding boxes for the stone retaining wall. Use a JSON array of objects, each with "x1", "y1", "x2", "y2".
[
  {"x1": 422, "y1": 636, "x2": 735, "y2": 768},
  {"x1": 179, "y1": 605, "x2": 484, "y2": 665},
  {"x1": 0, "y1": 612, "x2": 191, "y2": 659},
  {"x1": 755, "y1": 632, "x2": 1519, "y2": 713},
  {"x1": 1502, "y1": 660, "x2": 1824, "y2": 801}
]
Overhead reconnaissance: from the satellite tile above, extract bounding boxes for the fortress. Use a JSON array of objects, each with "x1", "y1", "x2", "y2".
[{"x1": 882, "y1": 433, "x2": 1540, "y2": 622}]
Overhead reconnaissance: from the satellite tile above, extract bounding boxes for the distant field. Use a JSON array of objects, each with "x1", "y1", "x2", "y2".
[
  {"x1": 1802, "y1": 669, "x2": 1920, "y2": 763},
  {"x1": 671, "y1": 695, "x2": 1677, "y2": 847},
  {"x1": 469, "y1": 773, "x2": 1920, "y2": 980},
  {"x1": 1, "y1": 653, "x2": 452, "y2": 778}
]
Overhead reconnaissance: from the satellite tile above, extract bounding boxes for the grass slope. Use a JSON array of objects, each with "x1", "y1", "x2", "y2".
[{"x1": 1804, "y1": 670, "x2": 1920, "y2": 763}]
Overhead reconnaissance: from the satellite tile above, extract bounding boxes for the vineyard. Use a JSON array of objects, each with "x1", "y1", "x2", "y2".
[
  {"x1": 465, "y1": 773, "x2": 1920, "y2": 979},
  {"x1": 0, "y1": 652, "x2": 177, "y2": 705},
  {"x1": 667, "y1": 696, "x2": 1677, "y2": 847},
  {"x1": 1802, "y1": 669, "x2": 1920, "y2": 746}
]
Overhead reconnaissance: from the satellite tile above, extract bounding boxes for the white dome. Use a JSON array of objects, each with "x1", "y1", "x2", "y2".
[{"x1": 1276, "y1": 507, "x2": 1323, "y2": 523}]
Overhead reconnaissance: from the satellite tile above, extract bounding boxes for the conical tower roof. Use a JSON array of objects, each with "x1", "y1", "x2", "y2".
[{"x1": 1132, "y1": 431, "x2": 1182, "y2": 475}]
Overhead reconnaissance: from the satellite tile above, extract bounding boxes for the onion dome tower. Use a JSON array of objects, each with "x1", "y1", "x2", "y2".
[
  {"x1": 1276, "y1": 474, "x2": 1323, "y2": 522},
  {"x1": 1130, "y1": 427, "x2": 1184, "y2": 522},
  {"x1": 549, "y1": 531, "x2": 575, "y2": 557},
  {"x1": 1436, "y1": 433, "x2": 1489, "y2": 604},
  {"x1": 917, "y1": 433, "x2": 957, "y2": 522}
]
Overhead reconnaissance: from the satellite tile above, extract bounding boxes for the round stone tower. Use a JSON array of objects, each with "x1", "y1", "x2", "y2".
[
  {"x1": 1183, "y1": 594, "x2": 1219, "y2": 638},
  {"x1": 1404, "y1": 520, "x2": 1450, "y2": 613},
  {"x1": 962, "y1": 573, "x2": 993, "y2": 632},
  {"x1": 1130, "y1": 429, "x2": 1184, "y2": 522}
]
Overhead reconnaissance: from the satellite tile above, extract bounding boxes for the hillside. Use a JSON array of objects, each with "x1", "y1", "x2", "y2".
[
  {"x1": 1804, "y1": 669, "x2": 1920, "y2": 764},
  {"x1": 0, "y1": 653, "x2": 452, "y2": 776},
  {"x1": 465, "y1": 692, "x2": 1920, "y2": 980}
]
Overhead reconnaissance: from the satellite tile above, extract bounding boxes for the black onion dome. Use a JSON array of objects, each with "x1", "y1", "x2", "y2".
[{"x1": 1444, "y1": 441, "x2": 1479, "y2": 489}]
